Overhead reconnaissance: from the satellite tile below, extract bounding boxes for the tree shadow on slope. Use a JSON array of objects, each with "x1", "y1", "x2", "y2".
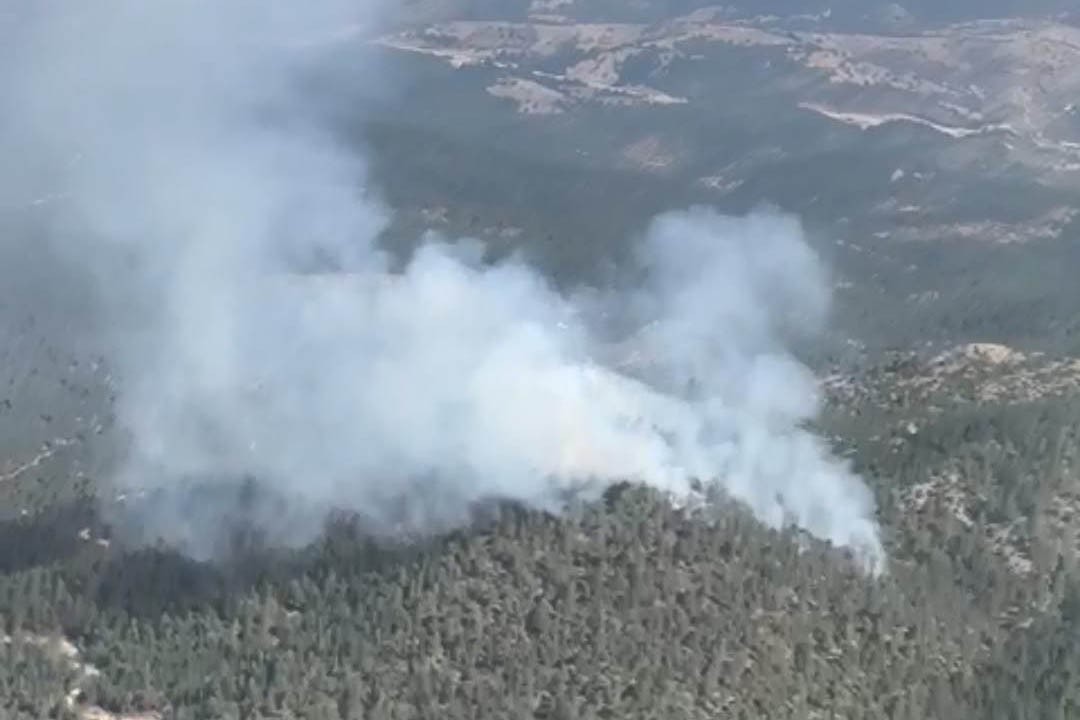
[
  {"x1": 0, "y1": 477, "x2": 558, "y2": 629},
  {"x1": 0, "y1": 495, "x2": 99, "y2": 575}
]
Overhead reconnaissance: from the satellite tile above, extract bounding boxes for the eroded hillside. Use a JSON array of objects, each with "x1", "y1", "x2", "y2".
[{"x1": 380, "y1": 12, "x2": 1080, "y2": 189}]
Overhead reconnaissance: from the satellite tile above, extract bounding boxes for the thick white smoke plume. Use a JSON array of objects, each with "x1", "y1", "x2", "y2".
[{"x1": 0, "y1": 1, "x2": 883, "y2": 568}]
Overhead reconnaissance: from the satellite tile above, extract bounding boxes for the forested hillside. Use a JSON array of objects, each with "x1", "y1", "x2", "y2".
[{"x1": 2, "y1": 345, "x2": 1080, "y2": 719}]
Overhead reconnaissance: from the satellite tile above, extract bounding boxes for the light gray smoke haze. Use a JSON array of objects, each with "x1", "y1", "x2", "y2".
[{"x1": 0, "y1": 1, "x2": 884, "y2": 570}]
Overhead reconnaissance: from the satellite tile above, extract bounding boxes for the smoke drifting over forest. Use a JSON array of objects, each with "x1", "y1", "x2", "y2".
[{"x1": 0, "y1": 1, "x2": 883, "y2": 568}]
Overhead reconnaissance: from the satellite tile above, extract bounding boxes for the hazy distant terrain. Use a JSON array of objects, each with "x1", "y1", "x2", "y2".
[{"x1": 364, "y1": 0, "x2": 1080, "y2": 358}]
